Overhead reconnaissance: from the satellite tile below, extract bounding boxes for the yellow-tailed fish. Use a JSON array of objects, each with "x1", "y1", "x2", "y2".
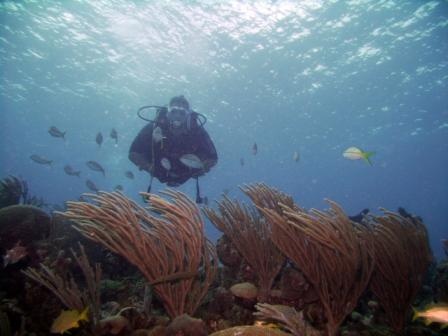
[
  {"x1": 343, "y1": 146, "x2": 375, "y2": 165},
  {"x1": 413, "y1": 303, "x2": 448, "y2": 328},
  {"x1": 50, "y1": 307, "x2": 89, "y2": 334}
]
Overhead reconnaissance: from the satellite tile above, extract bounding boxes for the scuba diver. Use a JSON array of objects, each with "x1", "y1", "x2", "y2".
[{"x1": 129, "y1": 95, "x2": 217, "y2": 203}]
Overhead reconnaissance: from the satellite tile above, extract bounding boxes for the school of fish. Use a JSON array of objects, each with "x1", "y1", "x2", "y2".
[
  {"x1": 31, "y1": 126, "x2": 129, "y2": 193},
  {"x1": 37, "y1": 126, "x2": 378, "y2": 195}
]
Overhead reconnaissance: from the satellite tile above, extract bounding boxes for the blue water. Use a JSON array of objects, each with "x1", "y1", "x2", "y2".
[{"x1": 1, "y1": 1, "x2": 447, "y2": 258}]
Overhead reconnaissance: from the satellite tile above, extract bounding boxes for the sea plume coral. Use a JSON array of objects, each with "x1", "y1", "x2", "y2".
[
  {"x1": 259, "y1": 199, "x2": 375, "y2": 336},
  {"x1": 368, "y1": 210, "x2": 432, "y2": 333},
  {"x1": 204, "y1": 184, "x2": 287, "y2": 302},
  {"x1": 22, "y1": 244, "x2": 102, "y2": 327},
  {"x1": 58, "y1": 190, "x2": 217, "y2": 319},
  {"x1": 0, "y1": 175, "x2": 25, "y2": 208}
]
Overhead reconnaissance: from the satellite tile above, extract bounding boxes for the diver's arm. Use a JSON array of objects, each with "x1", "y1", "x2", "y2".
[
  {"x1": 129, "y1": 123, "x2": 154, "y2": 172},
  {"x1": 194, "y1": 127, "x2": 218, "y2": 174}
]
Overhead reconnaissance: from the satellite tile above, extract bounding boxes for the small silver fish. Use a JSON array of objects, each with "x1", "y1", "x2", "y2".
[
  {"x1": 85, "y1": 179, "x2": 99, "y2": 192},
  {"x1": 252, "y1": 142, "x2": 258, "y2": 155},
  {"x1": 96, "y1": 132, "x2": 103, "y2": 147},
  {"x1": 30, "y1": 154, "x2": 52, "y2": 166},
  {"x1": 48, "y1": 126, "x2": 66, "y2": 140},
  {"x1": 125, "y1": 171, "x2": 134, "y2": 179},
  {"x1": 64, "y1": 165, "x2": 81, "y2": 177},
  {"x1": 110, "y1": 128, "x2": 118, "y2": 144},
  {"x1": 86, "y1": 161, "x2": 105, "y2": 176}
]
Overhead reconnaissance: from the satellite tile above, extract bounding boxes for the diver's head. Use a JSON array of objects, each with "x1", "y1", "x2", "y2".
[{"x1": 168, "y1": 95, "x2": 190, "y2": 130}]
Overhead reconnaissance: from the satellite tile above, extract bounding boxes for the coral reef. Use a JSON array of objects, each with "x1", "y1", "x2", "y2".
[
  {"x1": 165, "y1": 314, "x2": 208, "y2": 336},
  {"x1": 0, "y1": 204, "x2": 52, "y2": 303},
  {"x1": 433, "y1": 260, "x2": 448, "y2": 302},
  {"x1": 209, "y1": 325, "x2": 292, "y2": 336},
  {"x1": 0, "y1": 181, "x2": 442, "y2": 335},
  {"x1": 0, "y1": 204, "x2": 51, "y2": 250},
  {"x1": 22, "y1": 244, "x2": 102, "y2": 332}
]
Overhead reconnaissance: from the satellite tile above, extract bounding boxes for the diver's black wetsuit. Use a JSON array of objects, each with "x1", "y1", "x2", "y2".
[{"x1": 129, "y1": 110, "x2": 217, "y2": 187}]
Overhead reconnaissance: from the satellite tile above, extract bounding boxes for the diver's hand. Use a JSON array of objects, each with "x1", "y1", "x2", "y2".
[
  {"x1": 191, "y1": 160, "x2": 213, "y2": 177},
  {"x1": 202, "y1": 159, "x2": 215, "y2": 172}
]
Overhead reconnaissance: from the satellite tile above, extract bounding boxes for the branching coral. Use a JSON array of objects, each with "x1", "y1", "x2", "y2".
[
  {"x1": 259, "y1": 199, "x2": 375, "y2": 336},
  {"x1": 368, "y1": 210, "x2": 432, "y2": 333},
  {"x1": 22, "y1": 243, "x2": 102, "y2": 326},
  {"x1": 0, "y1": 175, "x2": 25, "y2": 208},
  {"x1": 442, "y1": 239, "x2": 448, "y2": 258},
  {"x1": 204, "y1": 184, "x2": 287, "y2": 302},
  {"x1": 241, "y1": 183, "x2": 298, "y2": 215},
  {"x1": 0, "y1": 175, "x2": 47, "y2": 209},
  {"x1": 58, "y1": 190, "x2": 217, "y2": 319}
]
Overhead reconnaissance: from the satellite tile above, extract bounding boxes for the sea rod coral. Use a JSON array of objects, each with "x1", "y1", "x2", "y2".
[
  {"x1": 367, "y1": 210, "x2": 432, "y2": 333},
  {"x1": 204, "y1": 183, "x2": 288, "y2": 302},
  {"x1": 259, "y1": 198, "x2": 375, "y2": 336},
  {"x1": 58, "y1": 190, "x2": 217, "y2": 319}
]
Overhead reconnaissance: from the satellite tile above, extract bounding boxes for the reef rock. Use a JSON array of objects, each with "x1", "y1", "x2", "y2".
[
  {"x1": 216, "y1": 235, "x2": 242, "y2": 268},
  {"x1": 210, "y1": 325, "x2": 291, "y2": 336},
  {"x1": 230, "y1": 282, "x2": 258, "y2": 300},
  {"x1": 0, "y1": 205, "x2": 51, "y2": 251},
  {"x1": 165, "y1": 314, "x2": 207, "y2": 336},
  {"x1": 97, "y1": 315, "x2": 130, "y2": 335}
]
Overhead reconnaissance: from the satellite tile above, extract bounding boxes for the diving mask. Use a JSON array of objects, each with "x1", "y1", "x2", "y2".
[{"x1": 167, "y1": 105, "x2": 188, "y2": 128}]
